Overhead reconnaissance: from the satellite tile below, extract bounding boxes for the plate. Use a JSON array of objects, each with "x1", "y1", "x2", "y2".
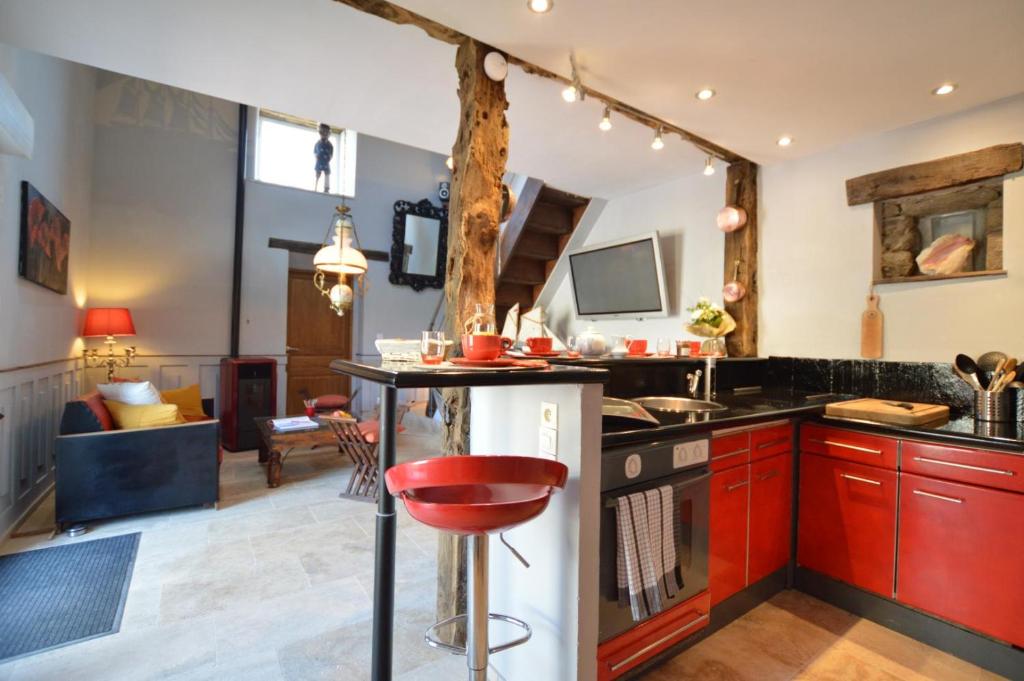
[
  {"x1": 520, "y1": 351, "x2": 562, "y2": 358},
  {"x1": 450, "y1": 357, "x2": 519, "y2": 368},
  {"x1": 626, "y1": 352, "x2": 656, "y2": 358},
  {"x1": 414, "y1": 361, "x2": 533, "y2": 371}
]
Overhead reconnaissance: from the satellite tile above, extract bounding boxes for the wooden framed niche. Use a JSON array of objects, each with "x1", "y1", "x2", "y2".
[{"x1": 846, "y1": 143, "x2": 1022, "y2": 285}]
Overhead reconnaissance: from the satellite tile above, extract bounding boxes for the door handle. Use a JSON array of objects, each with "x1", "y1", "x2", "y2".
[
  {"x1": 756, "y1": 437, "x2": 789, "y2": 450},
  {"x1": 286, "y1": 346, "x2": 301, "y2": 353},
  {"x1": 725, "y1": 479, "x2": 749, "y2": 492},
  {"x1": 839, "y1": 472, "x2": 882, "y2": 486},
  {"x1": 912, "y1": 489, "x2": 963, "y2": 504},
  {"x1": 756, "y1": 469, "x2": 779, "y2": 482},
  {"x1": 912, "y1": 456, "x2": 1014, "y2": 477},
  {"x1": 809, "y1": 437, "x2": 882, "y2": 455}
]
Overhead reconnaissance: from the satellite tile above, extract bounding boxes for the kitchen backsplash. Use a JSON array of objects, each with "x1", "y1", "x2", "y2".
[{"x1": 766, "y1": 357, "x2": 975, "y2": 413}]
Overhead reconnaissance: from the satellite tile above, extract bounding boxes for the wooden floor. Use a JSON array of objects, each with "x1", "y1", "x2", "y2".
[{"x1": 642, "y1": 590, "x2": 1006, "y2": 681}]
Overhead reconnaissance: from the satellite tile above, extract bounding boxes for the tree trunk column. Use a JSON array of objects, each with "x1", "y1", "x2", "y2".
[
  {"x1": 724, "y1": 160, "x2": 758, "y2": 358},
  {"x1": 437, "y1": 37, "x2": 509, "y2": 640}
]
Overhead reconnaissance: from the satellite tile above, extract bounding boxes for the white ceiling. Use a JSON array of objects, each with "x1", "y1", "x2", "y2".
[
  {"x1": 398, "y1": 0, "x2": 1024, "y2": 164},
  {"x1": 1, "y1": 0, "x2": 1022, "y2": 199}
]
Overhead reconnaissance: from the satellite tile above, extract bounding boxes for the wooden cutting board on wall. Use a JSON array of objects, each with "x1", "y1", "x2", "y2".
[
  {"x1": 860, "y1": 292, "x2": 883, "y2": 359},
  {"x1": 826, "y1": 398, "x2": 949, "y2": 426}
]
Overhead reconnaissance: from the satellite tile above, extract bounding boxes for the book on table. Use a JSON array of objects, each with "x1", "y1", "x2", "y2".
[{"x1": 270, "y1": 416, "x2": 319, "y2": 432}]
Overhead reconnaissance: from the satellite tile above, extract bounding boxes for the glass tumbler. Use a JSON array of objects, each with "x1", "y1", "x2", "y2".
[{"x1": 420, "y1": 331, "x2": 446, "y2": 365}]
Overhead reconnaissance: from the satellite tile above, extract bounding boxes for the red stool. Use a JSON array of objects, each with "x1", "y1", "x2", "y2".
[{"x1": 385, "y1": 455, "x2": 568, "y2": 681}]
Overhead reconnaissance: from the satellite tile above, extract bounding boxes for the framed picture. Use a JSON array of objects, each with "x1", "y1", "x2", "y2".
[{"x1": 19, "y1": 181, "x2": 71, "y2": 294}]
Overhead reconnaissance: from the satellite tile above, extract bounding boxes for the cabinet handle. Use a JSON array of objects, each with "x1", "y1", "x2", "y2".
[
  {"x1": 912, "y1": 489, "x2": 963, "y2": 504},
  {"x1": 756, "y1": 437, "x2": 789, "y2": 449},
  {"x1": 725, "y1": 480, "x2": 750, "y2": 492},
  {"x1": 757, "y1": 469, "x2": 779, "y2": 481},
  {"x1": 712, "y1": 448, "x2": 749, "y2": 461},
  {"x1": 609, "y1": 612, "x2": 709, "y2": 671},
  {"x1": 839, "y1": 472, "x2": 882, "y2": 486},
  {"x1": 911, "y1": 456, "x2": 1015, "y2": 477},
  {"x1": 809, "y1": 437, "x2": 882, "y2": 455}
]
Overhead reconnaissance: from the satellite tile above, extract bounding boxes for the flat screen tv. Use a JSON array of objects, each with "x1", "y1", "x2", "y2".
[{"x1": 568, "y1": 232, "x2": 668, "y2": 319}]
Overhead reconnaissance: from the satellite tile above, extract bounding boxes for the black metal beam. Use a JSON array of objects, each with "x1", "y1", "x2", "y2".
[{"x1": 229, "y1": 104, "x2": 248, "y2": 358}]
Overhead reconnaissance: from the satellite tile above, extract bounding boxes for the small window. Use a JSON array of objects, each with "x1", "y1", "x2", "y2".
[{"x1": 255, "y1": 109, "x2": 357, "y2": 197}]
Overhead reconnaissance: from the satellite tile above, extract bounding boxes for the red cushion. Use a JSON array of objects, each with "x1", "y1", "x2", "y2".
[
  {"x1": 314, "y1": 394, "x2": 349, "y2": 409},
  {"x1": 79, "y1": 391, "x2": 114, "y2": 431},
  {"x1": 356, "y1": 419, "x2": 405, "y2": 444}
]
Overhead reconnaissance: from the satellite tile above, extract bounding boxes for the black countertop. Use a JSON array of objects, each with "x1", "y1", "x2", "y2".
[
  {"x1": 330, "y1": 358, "x2": 608, "y2": 389},
  {"x1": 603, "y1": 389, "x2": 1024, "y2": 453}
]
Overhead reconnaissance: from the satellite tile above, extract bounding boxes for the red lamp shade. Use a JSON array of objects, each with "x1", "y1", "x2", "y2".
[{"x1": 82, "y1": 308, "x2": 136, "y2": 338}]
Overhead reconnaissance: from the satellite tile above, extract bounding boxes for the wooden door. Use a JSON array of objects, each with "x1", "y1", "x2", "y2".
[
  {"x1": 285, "y1": 269, "x2": 352, "y2": 415},
  {"x1": 709, "y1": 465, "x2": 750, "y2": 606},
  {"x1": 897, "y1": 473, "x2": 1024, "y2": 648},
  {"x1": 797, "y1": 453, "x2": 897, "y2": 597},
  {"x1": 749, "y1": 453, "x2": 792, "y2": 584}
]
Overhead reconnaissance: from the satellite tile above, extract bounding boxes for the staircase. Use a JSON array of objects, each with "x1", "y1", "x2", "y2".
[{"x1": 496, "y1": 179, "x2": 589, "y2": 325}]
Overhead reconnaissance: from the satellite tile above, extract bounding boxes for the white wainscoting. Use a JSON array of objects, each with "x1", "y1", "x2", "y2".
[
  {"x1": 82, "y1": 355, "x2": 225, "y2": 414},
  {"x1": 0, "y1": 359, "x2": 82, "y2": 537}
]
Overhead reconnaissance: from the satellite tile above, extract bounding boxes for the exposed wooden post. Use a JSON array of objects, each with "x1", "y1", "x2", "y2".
[
  {"x1": 437, "y1": 37, "x2": 510, "y2": 641},
  {"x1": 724, "y1": 161, "x2": 759, "y2": 358}
]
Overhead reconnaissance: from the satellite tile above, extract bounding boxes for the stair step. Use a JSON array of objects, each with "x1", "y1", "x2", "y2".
[
  {"x1": 513, "y1": 232, "x2": 560, "y2": 260},
  {"x1": 539, "y1": 185, "x2": 589, "y2": 208},
  {"x1": 526, "y1": 202, "x2": 573, "y2": 235},
  {"x1": 495, "y1": 283, "x2": 535, "y2": 308},
  {"x1": 500, "y1": 257, "x2": 547, "y2": 285}
]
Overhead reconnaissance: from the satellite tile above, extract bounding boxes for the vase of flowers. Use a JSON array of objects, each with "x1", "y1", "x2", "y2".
[{"x1": 686, "y1": 297, "x2": 735, "y2": 356}]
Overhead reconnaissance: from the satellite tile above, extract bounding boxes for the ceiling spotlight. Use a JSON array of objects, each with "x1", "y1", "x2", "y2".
[
  {"x1": 777, "y1": 135, "x2": 793, "y2": 147},
  {"x1": 932, "y1": 83, "x2": 957, "y2": 96},
  {"x1": 703, "y1": 156, "x2": 715, "y2": 176},
  {"x1": 599, "y1": 106, "x2": 612, "y2": 131},
  {"x1": 561, "y1": 52, "x2": 584, "y2": 103},
  {"x1": 527, "y1": 0, "x2": 553, "y2": 13},
  {"x1": 446, "y1": 156, "x2": 454, "y2": 171},
  {"x1": 696, "y1": 88, "x2": 716, "y2": 101},
  {"x1": 651, "y1": 126, "x2": 665, "y2": 151}
]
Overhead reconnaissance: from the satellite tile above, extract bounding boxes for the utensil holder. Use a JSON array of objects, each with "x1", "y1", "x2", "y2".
[
  {"x1": 974, "y1": 391, "x2": 1011, "y2": 422},
  {"x1": 1012, "y1": 387, "x2": 1024, "y2": 423}
]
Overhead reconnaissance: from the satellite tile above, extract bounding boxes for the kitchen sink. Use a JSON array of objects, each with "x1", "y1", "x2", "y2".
[{"x1": 633, "y1": 396, "x2": 728, "y2": 413}]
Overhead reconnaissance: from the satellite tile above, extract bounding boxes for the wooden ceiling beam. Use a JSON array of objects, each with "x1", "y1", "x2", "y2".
[{"x1": 334, "y1": 0, "x2": 748, "y2": 164}]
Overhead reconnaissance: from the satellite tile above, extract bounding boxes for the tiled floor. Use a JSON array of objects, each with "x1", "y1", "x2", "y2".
[
  {"x1": 0, "y1": 435, "x2": 1008, "y2": 681},
  {"x1": 0, "y1": 432, "x2": 465, "y2": 681},
  {"x1": 642, "y1": 590, "x2": 1007, "y2": 681}
]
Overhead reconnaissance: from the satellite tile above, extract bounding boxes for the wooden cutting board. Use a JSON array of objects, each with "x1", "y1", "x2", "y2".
[
  {"x1": 826, "y1": 398, "x2": 949, "y2": 426},
  {"x1": 860, "y1": 292, "x2": 883, "y2": 359}
]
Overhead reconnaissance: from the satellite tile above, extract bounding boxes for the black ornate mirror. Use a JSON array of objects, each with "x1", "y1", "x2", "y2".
[{"x1": 389, "y1": 199, "x2": 448, "y2": 291}]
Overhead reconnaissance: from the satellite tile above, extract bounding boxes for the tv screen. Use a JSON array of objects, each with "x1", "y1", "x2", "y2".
[{"x1": 568, "y1": 233, "x2": 668, "y2": 319}]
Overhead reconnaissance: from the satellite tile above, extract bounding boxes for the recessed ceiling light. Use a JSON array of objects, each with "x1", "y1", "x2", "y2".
[
  {"x1": 527, "y1": 0, "x2": 553, "y2": 13},
  {"x1": 777, "y1": 135, "x2": 793, "y2": 147},
  {"x1": 932, "y1": 83, "x2": 957, "y2": 96},
  {"x1": 696, "y1": 88, "x2": 716, "y2": 101}
]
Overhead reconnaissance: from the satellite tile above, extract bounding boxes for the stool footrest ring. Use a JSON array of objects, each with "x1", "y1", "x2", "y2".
[{"x1": 425, "y1": 613, "x2": 532, "y2": 655}]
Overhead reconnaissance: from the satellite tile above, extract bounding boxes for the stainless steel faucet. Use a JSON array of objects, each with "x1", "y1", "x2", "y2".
[{"x1": 686, "y1": 369, "x2": 703, "y2": 398}]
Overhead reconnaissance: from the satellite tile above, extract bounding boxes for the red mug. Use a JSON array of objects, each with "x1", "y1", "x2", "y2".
[
  {"x1": 525, "y1": 337, "x2": 553, "y2": 354},
  {"x1": 304, "y1": 405, "x2": 316, "y2": 417},
  {"x1": 462, "y1": 334, "x2": 513, "y2": 361},
  {"x1": 627, "y1": 339, "x2": 648, "y2": 356}
]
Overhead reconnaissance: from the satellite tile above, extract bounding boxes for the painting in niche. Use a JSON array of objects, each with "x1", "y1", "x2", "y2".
[{"x1": 19, "y1": 181, "x2": 71, "y2": 294}]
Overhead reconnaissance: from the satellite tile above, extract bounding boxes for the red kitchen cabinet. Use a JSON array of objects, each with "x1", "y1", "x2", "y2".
[
  {"x1": 709, "y1": 465, "x2": 749, "y2": 606},
  {"x1": 897, "y1": 473, "x2": 1024, "y2": 648},
  {"x1": 749, "y1": 453, "x2": 792, "y2": 585},
  {"x1": 797, "y1": 452, "x2": 897, "y2": 597}
]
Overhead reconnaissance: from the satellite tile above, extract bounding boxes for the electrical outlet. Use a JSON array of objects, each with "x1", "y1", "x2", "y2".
[
  {"x1": 541, "y1": 402, "x2": 558, "y2": 429},
  {"x1": 539, "y1": 426, "x2": 558, "y2": 458}
]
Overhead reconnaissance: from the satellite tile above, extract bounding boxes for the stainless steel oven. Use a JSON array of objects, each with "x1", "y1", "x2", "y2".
[{"x1": 598, "y1": 437, "x2": 710, "y2": 642}]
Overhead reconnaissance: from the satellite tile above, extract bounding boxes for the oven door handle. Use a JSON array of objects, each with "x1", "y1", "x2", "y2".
[{"x1": 603, "y1": 470, "x2": 711, "y2": 508}]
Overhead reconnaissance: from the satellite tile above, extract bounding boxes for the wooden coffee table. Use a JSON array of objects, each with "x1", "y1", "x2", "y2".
[{"x1": 255, "y1": 415, "x2": 349, "y2": 488}]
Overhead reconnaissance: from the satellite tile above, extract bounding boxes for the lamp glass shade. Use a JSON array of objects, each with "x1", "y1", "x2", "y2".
[
  {"x1": 82, "y1": 308, "x2": 136, "y2": 337},
  {"x1": 314, "y1": 225, "x2": 367, "y2": 275}
]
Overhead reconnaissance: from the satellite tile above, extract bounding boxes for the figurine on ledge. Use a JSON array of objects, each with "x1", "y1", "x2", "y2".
[{"x1": 314, "y1": 123, "x2": 333, "y2": 193}]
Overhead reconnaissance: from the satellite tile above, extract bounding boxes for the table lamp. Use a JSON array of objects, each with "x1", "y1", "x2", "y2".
[{"x1": 82, "y1": 307, "x2": 137, "y2": 381}]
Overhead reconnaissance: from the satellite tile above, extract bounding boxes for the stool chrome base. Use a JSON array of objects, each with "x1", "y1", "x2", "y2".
[{"x1": 425, "y1": 612, "x2": 532, "y2": 655}]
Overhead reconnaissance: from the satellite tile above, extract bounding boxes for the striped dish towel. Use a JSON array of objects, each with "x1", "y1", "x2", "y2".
[{"x1": 615, "y1": 485, "x2": 682, "y2": 622}]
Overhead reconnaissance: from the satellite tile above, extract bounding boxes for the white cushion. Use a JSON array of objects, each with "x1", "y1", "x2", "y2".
[{"x1": 96, "y1": 381, "x2": 162, "y2": 406}]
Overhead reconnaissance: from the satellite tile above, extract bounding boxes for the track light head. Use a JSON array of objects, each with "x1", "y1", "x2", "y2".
[{"x1": 651, "y1": 126, "x2": 665, "y2": 150}]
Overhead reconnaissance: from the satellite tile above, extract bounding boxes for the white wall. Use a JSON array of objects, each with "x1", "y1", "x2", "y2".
[
  {"x1": 87, "y1": 72, "x2": 238, "y2": 357},
  {"x1": 0, "y1": 45, "x2": 94, "y2": 369},
  {"x1": 542, "y1": 171, "x2": 726, "y2": 345},
  {"x1": 761, "y1": 94, "x2": 1024, "y2": 362}
]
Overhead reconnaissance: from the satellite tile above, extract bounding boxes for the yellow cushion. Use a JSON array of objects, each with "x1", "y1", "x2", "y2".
[
  {"x1": 104, "y1": 400, "x2": 184, "y2": 430},
  {"x1": 160, "y1": 384, "x2": 206, "y2": 419}
]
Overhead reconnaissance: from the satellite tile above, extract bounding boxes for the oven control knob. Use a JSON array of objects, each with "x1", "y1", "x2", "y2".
[{"x1": 624, "y1": 454, "x2": 642, "y2": 479}]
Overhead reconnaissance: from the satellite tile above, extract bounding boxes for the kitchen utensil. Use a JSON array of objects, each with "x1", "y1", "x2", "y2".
[
  {"x1": 955, "y1": 354, "x2": 985, "y2": 391},
  {"x1": 975, "y1": 391, "x2": 1012, "y2": 422},
  {"x1": 860, "y1": 291, "x2": 883, "y2": 359},
  {"x1": 988, "y1": 357, "x2": 1008, "y2": 390},
  {"x1": 1008, "y1": 381, "x2": 1024, "y2": 389},
  {"x1": 994, "y1": 359, "x2": 1018, "y2": 391},
  {"x1": 825, "y1": 398, "x2": 949, "y2": 426},
  {"x1": 993, "y1": 369, "x2": 1018, "y2": 393},
  {"x1": 722, "y1": 260, "x2": 747, "y2": 303},
  {"x1": 978, "y1": 350, "x2": 1008, "y2": 373}
]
